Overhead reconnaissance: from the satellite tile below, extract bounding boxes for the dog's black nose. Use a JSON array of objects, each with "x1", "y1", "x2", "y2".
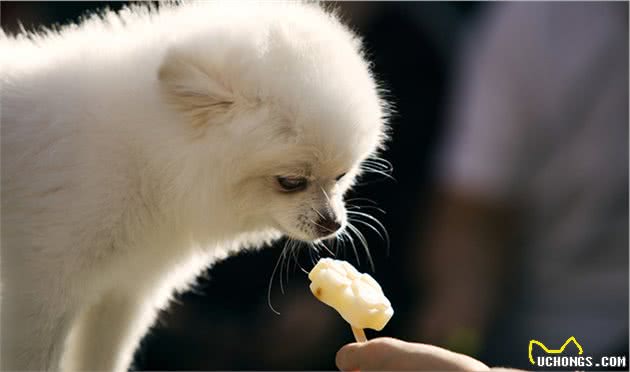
[{"x1": 316, "y1": 215, "x2": 341, "y2": 235}]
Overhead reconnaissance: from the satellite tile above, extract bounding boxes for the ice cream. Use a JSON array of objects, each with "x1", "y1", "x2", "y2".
[{"x1": 308, "y1": 258, "x2": 394, "y2": 342}]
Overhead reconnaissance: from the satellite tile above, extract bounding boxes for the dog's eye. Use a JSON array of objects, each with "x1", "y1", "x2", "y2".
[
  {"x1": 335, "y1": 173, "x2": 347, "y2": 182},
  {"x1": 276, "y1": 176, "x2": 308, "y2": 192}
]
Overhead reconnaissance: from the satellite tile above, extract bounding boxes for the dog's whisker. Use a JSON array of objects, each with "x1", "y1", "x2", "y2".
[
  {"x1": 333, "y1": 231, "x2": 343, "y2": 257},
  {"x1": 267, "y1": 240, "x2": 291, "y2": 315},
  {"x1": 291, "y1": 241, "x2": 309, "y2": 274},
  {"x1": 359, "y1": 167, "x2": 396, "y2": 181},
  {"x1": 319, "y1": 185, "x2": 332, "y2": 203},
  {"x1": 343, "y1": 225, "x2": 361, "y2": 266},
  {"x1": 347, "y1": 205, "x2": 386, "y2": 214},
  {"x1": 347, "y1": 209, "x2": 389, "y2": 230},
  {"x1": 360, "y1": 164, "x2": 389, "y2": 173},
  {"x1": 348, "y1": 217, "x2": 385, "y2": 242},
  {"x1": 360, "y1": 158, "x2": 394, "y2": 174},
  {"x1": 309, "y1": 206, "x2": 326, "y2": 220},
  {"x1": 280, "y1": 239, "x2": 293, "y2": 295},
  {"x1": 306, "y1": 217, "x2": 330, "y2": 234},
  {"x1": 347, "y1": 222, "x2": 374, "y2": 272},
  {"x1": 288, "y1": 240, "x2": 298, "y2": 273},
  {"x1": 307, "y1": 243, "x2": 316, "y2": 266},
  {"x1": 283, "y1": 239, "x2": 295, "y2": 289},
  {"x1": 339, "y1": 230, "x2": 351, "y2": 260},
  {"x1": 333, "y1": 232, "x2": 342, "y2": 256},
  {"x1": 360, "y1": 162, "x2": 390, "y2": 172},
  {"x1": 289, "y1": 240, "x2": 299, "y2": 279},
  {"x1": 347, "y1": 210, "x2": 390, "y2": 255},
  {"x1": 363, "y1": 157, "x2": 393, "y2": 169},
  {"x1": 362, "y1": 157, "x2": 393, "y2": 172},
  {"x1": 316, "y1": 239, "x2": 335, "y2": 257},
  {"x1": 345, "y1": 197, "x2": 378, "y2": 205}
]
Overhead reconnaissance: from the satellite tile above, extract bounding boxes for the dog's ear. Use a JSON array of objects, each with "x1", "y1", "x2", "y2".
[{"x1": 158, "y1": 50, "x2": 234, "y2": 131}]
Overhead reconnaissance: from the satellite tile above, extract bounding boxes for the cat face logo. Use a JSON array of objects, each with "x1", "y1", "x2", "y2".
[{"x1": 528, "y1": 336, "x2": 584, "y2": 365}]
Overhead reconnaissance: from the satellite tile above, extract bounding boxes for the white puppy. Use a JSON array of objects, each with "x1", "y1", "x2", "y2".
[{"x1": 0, "y1": 2, "x2": 388, "y2": 371}]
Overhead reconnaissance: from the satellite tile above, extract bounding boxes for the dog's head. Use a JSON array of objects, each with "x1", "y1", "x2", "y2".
[{"x1": 158, "y1": 3, "x2": 388, "y2": 242}]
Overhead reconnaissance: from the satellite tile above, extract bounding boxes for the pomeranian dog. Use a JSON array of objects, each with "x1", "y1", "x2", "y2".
[{"x1": 0, "y1": 2, "x2": 388, "y2": 371}]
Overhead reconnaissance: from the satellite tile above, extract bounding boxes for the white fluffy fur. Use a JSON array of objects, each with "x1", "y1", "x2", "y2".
[{"x1": 0, "y1": 2, "x2": 388, "y2": 371}]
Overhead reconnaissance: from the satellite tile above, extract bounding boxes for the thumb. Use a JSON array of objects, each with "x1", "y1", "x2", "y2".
[{"x1": 336, "y1": 342, "x2": 364, "y2": 371}]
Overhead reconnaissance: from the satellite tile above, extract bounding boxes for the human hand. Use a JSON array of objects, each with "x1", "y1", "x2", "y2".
[{"x1": 336, "y1": 337, "x2": 490, "y2": 371}]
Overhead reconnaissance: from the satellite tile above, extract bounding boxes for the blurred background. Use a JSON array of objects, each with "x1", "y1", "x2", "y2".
[{"x1": 2, "y1": 2, "x2": 628, "y2": 370}]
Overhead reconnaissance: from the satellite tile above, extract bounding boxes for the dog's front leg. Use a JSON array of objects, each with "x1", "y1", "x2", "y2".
[
  {"x1": 0, "y1": 293, "x2": 73, "y2": 371},
  {"x1": 61, "y1": 289, "x2": 157, "y2": 372}
]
